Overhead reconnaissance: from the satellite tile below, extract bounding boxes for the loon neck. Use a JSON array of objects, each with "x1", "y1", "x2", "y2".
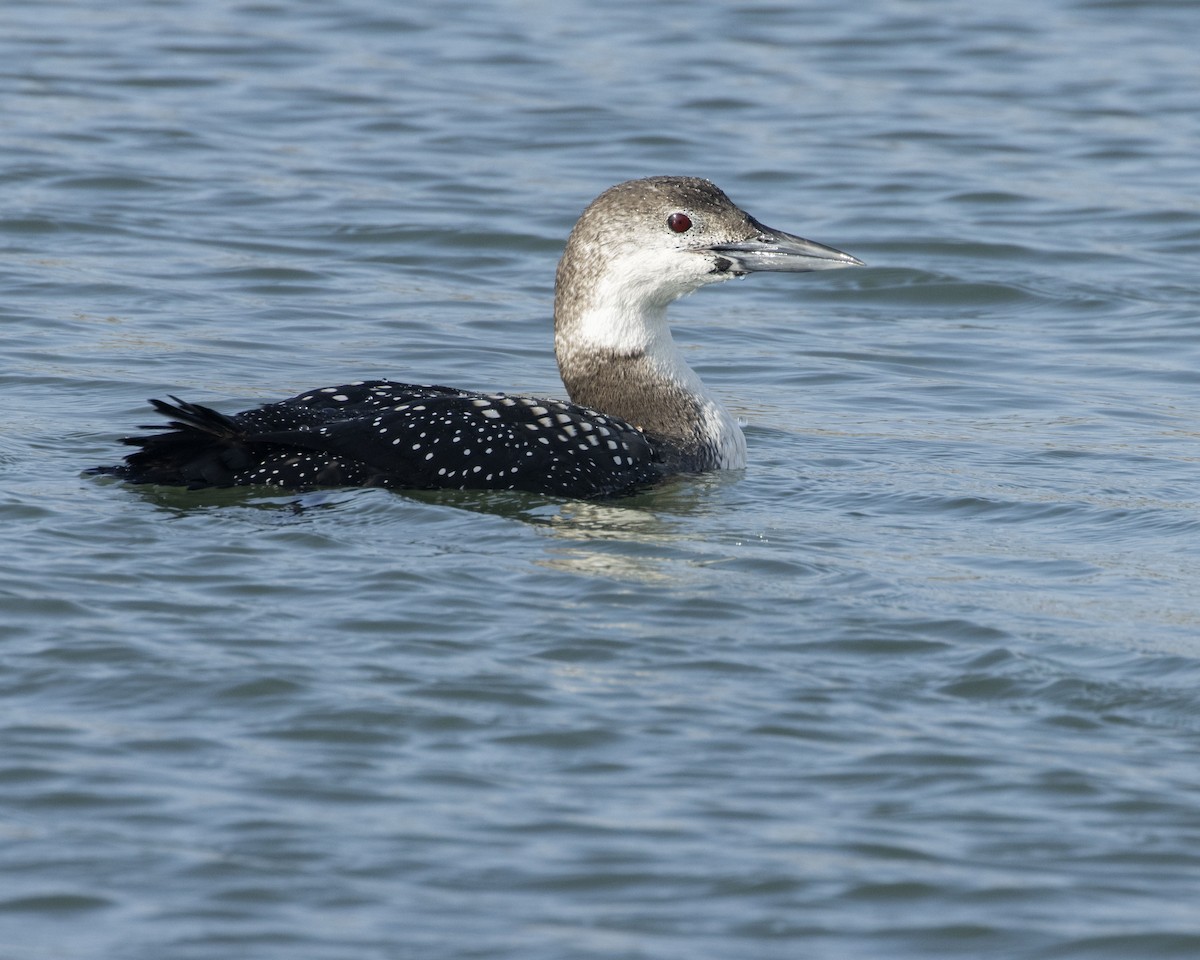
[{"x1": 554, "y1": 294, "x2": 747, "y2": 472}]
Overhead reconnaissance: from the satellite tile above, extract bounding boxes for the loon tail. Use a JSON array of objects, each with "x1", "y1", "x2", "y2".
[{"x1": 90, "y1": 396, "x2": 254, "y2": 487}]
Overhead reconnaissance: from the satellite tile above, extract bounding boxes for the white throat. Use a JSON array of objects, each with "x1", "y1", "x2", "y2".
[{"x1": 556, "y1": 279, "x2": 747, "y2": 471}]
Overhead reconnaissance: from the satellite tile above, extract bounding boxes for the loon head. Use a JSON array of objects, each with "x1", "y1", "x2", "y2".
[
  {"x1": 554, "y1": 176, "x2": 863, "y2": 354},
  {"x1": 553, "y1": 177, "x2": 863, "y2": 470}
]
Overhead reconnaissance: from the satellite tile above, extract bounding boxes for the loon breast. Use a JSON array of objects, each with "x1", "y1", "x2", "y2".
[{"x1": 94, "y1": 176, "x2": 861, "y2": 500}]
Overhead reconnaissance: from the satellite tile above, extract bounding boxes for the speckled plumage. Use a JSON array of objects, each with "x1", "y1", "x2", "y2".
[
  {"x1": 116, "y1": 381, "x2": 660, "y2": 498},
  {"x1": 95, "y1": 177, "x2": 861, "y2": 499}
]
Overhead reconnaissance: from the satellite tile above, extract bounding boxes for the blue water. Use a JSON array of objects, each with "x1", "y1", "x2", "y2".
[{"x1": 4, "y1": 1, "x2": 1200, "y2": 958}]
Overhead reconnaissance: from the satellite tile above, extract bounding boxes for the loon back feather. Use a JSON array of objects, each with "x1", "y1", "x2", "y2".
[{"x1": 101, "y1": 381, "x2": 663, "y2": 498}]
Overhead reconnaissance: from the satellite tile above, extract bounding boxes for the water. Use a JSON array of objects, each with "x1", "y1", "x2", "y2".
[{"x1": 3, "y1": 0, "x2": 1200, "y2": 957}]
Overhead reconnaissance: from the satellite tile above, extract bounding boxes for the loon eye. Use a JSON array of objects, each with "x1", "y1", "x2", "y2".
[{"x1": 667, "y1": 212, "x2": 692, "y2": 233}]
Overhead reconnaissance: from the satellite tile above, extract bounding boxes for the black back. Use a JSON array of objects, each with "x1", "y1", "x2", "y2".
[{"x1": 101, "y1": 380, "x2": 664, "y2": 499}]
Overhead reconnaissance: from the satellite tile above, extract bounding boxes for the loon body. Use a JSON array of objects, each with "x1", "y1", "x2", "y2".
[{"x1": 96, "y1": 177, "x2": 862, "y2": 499}]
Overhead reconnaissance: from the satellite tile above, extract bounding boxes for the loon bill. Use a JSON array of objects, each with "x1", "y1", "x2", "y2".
[{"x1": 93, "y1": 177, "x2": 863, "y2": 499}]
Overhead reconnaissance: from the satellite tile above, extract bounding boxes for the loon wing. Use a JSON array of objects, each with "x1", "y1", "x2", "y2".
[{"x1": 110, "y1": 380, "x2": 662, "y2": 498}]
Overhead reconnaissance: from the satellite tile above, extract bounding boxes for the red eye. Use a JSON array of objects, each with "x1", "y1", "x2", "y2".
[{"x1": 667, "y1": 212, "x2": 692, "y2": 233}]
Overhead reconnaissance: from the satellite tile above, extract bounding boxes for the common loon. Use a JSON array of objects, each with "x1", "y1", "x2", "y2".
[{"x1": 95, "y1": 177, "x2": 862, "y2": 499}]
